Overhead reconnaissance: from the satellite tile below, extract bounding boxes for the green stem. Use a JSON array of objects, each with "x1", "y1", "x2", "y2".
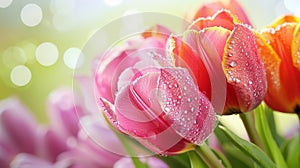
[
  {"x1": 239, "y1": 112, "x2": 264, "y2": 150},
  {"x1": 195, "y1": 143, "x2": 225, "y2": 168}
]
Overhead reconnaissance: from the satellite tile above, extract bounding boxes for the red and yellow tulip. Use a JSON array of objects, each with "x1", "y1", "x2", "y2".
[
  {"x1": 169, "y1": 10, "x2": 267, "y2": 114},
  {"x1": 258, "y1": 15, "x2": 300, "y2": 114}
]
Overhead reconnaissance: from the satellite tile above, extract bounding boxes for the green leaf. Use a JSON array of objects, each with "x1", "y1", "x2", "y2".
[
  {"x1": 159, "y1": 153, "x2": 190, "y2": 168},
  {"x1": 188, "y1": 151, "x2": 208, "y2": 168},
  {"x1": 212, "y1": 149, "x2": 232, "y2": 168},
  {"x1": 222, "y1": 144, "x2": 253, "y2": 168},
  {"x1": 255, "y1": 104, "x2": 288, "y2": 168},
  {"x1": 264, "y1": 106, "x2": 284, "y2": 145},
  {"x1": 218, "y1": 125, "x2": 276, "y2": 168},
  {"x1": 283, "y1": 135, "x2": 300, "y2": 168}
]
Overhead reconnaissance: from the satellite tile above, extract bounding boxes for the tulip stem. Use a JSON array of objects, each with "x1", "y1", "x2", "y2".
[
  {"x1": 195, "y1": 143, "x2": 225, "y2": 168},
  {"x1": 239, "y1": 112, "x2": 264, "y2": 150}
]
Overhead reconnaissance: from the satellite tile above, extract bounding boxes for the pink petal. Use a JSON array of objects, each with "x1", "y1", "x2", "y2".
[
  {"x1": 0, "y1": 141, "x2": 15, "y2": 168},
  {"x1": 75, "y1": 75, "x2": 99, "y2": 114},
  {"x1": 157, "y1": 68, "x2": 216, "y2": 144},
  {"x1": 0, "y1": 98, "x2": 38, "y2": 154},
  {"x1": 115, "y1": 72, "x2": 167, "y2": 137},
  {"x1": 57, "y1": 131, "x2": 121, "y2": 168},
  {"x1": 47, "y1": 88, "x2": 84, "y2": 138},
  {"x1": 79, "y1": 114, "x2": 125, "y2": 155},
  {"x1": 223, "y1": 24, "x2": 267, "y2": 112},
  {"x1": 38, "y1": 129, "x2": 69, "y2": 162},
  {"x1": 10, "y1": 153, "x2": 53, "y2": 168},
  {"x1": 181, "y1": 29, "x2": 228, "y2": 114}
]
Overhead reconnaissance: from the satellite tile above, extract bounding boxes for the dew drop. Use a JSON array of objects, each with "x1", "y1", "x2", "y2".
[
  {"x1": 229, "y1": 61, "x2": 237, "y2": 67},
  {"x1": 187, "y1": 98, "x2": 191, "y2": 103},
  {"x1": 248, "y1": 81, "x2": 253, "y2": 85}
]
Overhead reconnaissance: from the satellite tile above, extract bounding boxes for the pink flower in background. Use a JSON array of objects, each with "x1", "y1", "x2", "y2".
[
  {"x1": 95, "y1": 30, "x2": 216, "y2": 155},
  {"x1": 0, "y1": 98, "x2": 39, "y2": 168},
  {"x1": 0, "y1": 88, "x2": 122, "y2": 168}
]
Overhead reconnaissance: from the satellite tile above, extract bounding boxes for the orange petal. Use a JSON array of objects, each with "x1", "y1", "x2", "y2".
[
  {"x1": 193, "y1": 0, "x2": 251, "y2": 25},
  {"x1": 292, "y1": 23, "x2": 300, "y2": 69},
  {"x1": 261, "y1": 22, "x2": 300, "y2": 112},
  {"x1": 269, "y1": 15, "x2": 300, "y2": 28},
  {"x1": 255, "y1": 32, "x2": 281, "y2": 90},
  {"x1": 223, "y1": 24, "x2": 267, "y2": 112},
  {"x1": 190, "y1": 10, "x2": 241, "y2": 31}
]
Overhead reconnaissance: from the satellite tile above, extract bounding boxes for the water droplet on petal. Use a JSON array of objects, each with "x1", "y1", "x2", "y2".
[{"x1": 229, "y1": 61, "x2": 237, "y2": 67}]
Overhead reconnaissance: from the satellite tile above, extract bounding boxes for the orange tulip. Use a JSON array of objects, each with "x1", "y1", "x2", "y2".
[
  {"x1": 168, "y1": 10, "x2": 267, "y2": 114},
  {"x1": 258, "y1": 15, "x2": 300, "y2": 114},
  {"x1": 193, "y1": 0, "x2": 252, "y2": 26}
]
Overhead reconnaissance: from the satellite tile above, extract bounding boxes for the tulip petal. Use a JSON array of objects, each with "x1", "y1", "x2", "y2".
[
  {"x1": 180, "y1": 28, "x2": 228, "y2": 114},
  {"x1": 269, "y1": 15, "x2": 300, "y2": 28},
  {"x1": 223, "y1": 24, "x2": 267, "y2": 112},
  {"x1": 292, "y1": 24, "x2": 300, "y2": 69},
  {"x1": 261, "y1": 22, "x2": 300, "y2": 112},
  {"x1": 255, "y1": 32, "x2": 281, "y2": 90},
  {"x1": 193, "y1": 0, "x2": 251, "y2": 25},
  {"x1": 190, "y1": 10, "x2": 241, "y2": 31},
  {"x1": 158, "y1": 68, "x2": 216, "y2": 144},
  {"x1": 115, "y1": 72, "x2": 168, "y2": 137}
]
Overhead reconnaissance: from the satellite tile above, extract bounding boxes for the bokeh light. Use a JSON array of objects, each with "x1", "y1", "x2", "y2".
[
  {"x1": 20, "y1": 3, "x2": 43, "y2": 27},
  {"x1": 63, "y1": 47, "x2": 84, "y2": 69},
  {"x1": 10, "y1": 65, "x2": 32, "y2": 87},
  {"x1": 0, "y1": 0, "x2": 12, "y2": 8},
  {"x1": 35, "y1": 42, "x2": 59, "y2": 67},
  {"x1": 2, "y1": 47, "x2": 27, "y2": 68}
]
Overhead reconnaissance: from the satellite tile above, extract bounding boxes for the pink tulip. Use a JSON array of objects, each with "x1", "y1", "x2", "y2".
[{"x1": 95, "y1": 32, "x2": 216, "y2": 155}]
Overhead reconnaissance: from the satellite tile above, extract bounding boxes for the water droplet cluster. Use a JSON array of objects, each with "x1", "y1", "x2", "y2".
[
  {"x1": 158, "y1": 68, "x2": 215, "y2": 144},
  {"x1": 225, "y1": 24, "x2": 267, "y2": 111}
]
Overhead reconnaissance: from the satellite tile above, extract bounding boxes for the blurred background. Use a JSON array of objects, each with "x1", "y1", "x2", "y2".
[{"x1": 0, "y1": 0, "x2": 299, "y2": 134}]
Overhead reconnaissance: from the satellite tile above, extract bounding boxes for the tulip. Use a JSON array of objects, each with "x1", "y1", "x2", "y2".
[
  {"x1": 258, "y1": 15, "x2": 300, "y2": 114},
  {"x1": 95, "y1": 30, "x2": 216, "y2": 155},
  {"x1": 193, "y1": 0, "x2": 252, "y2": 26},
  {"x1": 114, "y1": 157, "x2": 169, "y2": 168},
  {"x1": 168, "y1": 10, "x2": 267, "y2": 114}
]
